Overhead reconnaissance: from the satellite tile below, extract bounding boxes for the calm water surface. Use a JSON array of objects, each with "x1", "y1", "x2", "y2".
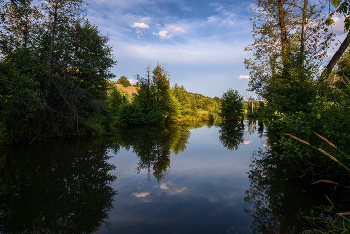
[{"x1": 0, "y1": 120, "x2": 330, "y2": 233}]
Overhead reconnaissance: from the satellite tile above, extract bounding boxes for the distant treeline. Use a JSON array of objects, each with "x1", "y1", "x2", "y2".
[{"x1": 106, "y1": 64, "x2": 222, "y2": 126}]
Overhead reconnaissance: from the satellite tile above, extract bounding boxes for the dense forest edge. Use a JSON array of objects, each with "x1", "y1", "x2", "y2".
[
  {"x1": 2, "y1": 0, "x2": 350, "y2": 232},
  {"x1": 244, "y1": 0, "x2": 350, "y2": 232}
]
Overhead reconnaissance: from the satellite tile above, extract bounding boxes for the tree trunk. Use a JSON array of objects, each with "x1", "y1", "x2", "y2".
[
  {"x1": 300, "y1": 0, "x2": 308, "y2": 66},
  {"x1": 49, "y1": 2, "x2": 58, "y2": 69},
  {"x1": 319, "y1": 32, "x2": 350, "y2": 82},
  {"x1": 278, "y1": 0, "x2": 288, "y2": 65}
]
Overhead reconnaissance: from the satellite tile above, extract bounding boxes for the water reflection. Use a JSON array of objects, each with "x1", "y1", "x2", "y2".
[
  {"x1": 0, "y1": 138, "x2": 117, "y2": 233},
  {"x1": 244, "y1": 148, "x2": 330, "y2": 233},
  {"x1": 218, "y1": 121, "x2": 245, "y2": 151},
  {"x1": 111, "y1": 123, "x2": 198, "y2": 182},
  {"x1": 100, "y1": 121, "x2": 256, "y2": 234}
]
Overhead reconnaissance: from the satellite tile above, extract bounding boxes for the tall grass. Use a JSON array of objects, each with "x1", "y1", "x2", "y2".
[{"x1": 285, "y1": 133, "x2": 350, "y2": 233}]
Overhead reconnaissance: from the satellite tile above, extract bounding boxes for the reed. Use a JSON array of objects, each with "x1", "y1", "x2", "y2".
[
  {"x1": 285, "y1": 133, "x2": 350, "y2": 173},
  {"x1": 314, "y1": 132, "x2": 338, "y2": 149},
  {"x1": 283, "y1": 133, "x2": 310, "y2": 145}
]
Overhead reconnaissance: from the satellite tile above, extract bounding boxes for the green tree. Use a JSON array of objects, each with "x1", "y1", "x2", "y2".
[
  {"x1": 220, "y1": 89, "x2": 243, "y2": 120},
  {"x1": 244, "y1": 0, "x2": 328, "y2": 97},
  {"x1": 116, "y1": 75, "x2": 131, "y2": 87},
  {"x1": 151, "y1": 64, "x2": 171, "y2": 119},
  {"x1": 0, "y1": 0, "x2": 116, "y2": 141},
  {"x1": 121, "y1": 64, "x2": 173, "y2": 125}
]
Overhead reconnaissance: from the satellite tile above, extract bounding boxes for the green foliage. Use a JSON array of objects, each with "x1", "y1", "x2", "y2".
[
  {"x1": 220, "y1": 89, "x2": 243, "y2": 120},
  {"x1": 115, "y1": 65, "x2": 221, "y2": 125},
  {"x1": 109, "y1": 86, "x2": 127, "y2": 112},
  {"x1": 264, "y1": 64, "x2": 318, "y2": 114},
  {"x1": 116, "y1": 75, "x2": 131, "y2": 87},
  {"x1": 0, "y1": 1, "x2": 116, "y2": 142},
  {"x1": 267, "y1": 94, "x2": 350, "y2": 182},
  {"x1": 0, "y1": 49, "x2": 46, "y2": 141}
]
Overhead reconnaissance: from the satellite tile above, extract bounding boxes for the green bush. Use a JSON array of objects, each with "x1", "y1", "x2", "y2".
[{"x1": 220, "y1": 89, "x2": 243, "y2": 120}]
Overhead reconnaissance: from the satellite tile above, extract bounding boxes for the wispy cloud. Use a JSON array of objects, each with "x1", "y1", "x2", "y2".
[
  {"x1": 110, "y1": 39, "x2": 250, "y2": 65},
  {"x1": 210, "y1": 3, "x2": 224, "y2": 12},
  {"x1": 168, "y1": 25, "x2": 187, "y2": 33},
  {"x1": 239, "y1": 75, "x2": 250, "y2": 80}
]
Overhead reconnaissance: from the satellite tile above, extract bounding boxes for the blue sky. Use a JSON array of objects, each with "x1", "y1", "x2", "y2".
[
  {"x1": 85, "y1": 0, "x2": 347, "y2": 98},
  {"x1": 85, "y1": 0, "x2": 254, "y2": 98}
]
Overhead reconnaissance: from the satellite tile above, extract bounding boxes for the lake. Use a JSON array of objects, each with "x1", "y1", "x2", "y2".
[{"x1": 0, "y1": 120, "x2": 331, "y2": 233}]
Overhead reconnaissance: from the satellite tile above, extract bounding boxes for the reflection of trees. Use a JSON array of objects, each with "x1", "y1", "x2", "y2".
[
  {"x1": 218, "y1": 121, "x2": 245, "y2": 150},
  {"x1": 0, "y1": 138, "x2": 117, "y2": 234},
  {"x1": 245, "y1": 149, "x2": 331, "y2": 233},
  {"x1": 114, "y1": 123, "x2": 191, "y2": 182}
]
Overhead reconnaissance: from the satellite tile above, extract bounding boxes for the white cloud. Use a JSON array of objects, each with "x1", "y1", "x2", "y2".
[
  {"x1": 168, "y1": 25, "x2": 187, "y2": 33},
  {"x1": 153, "y1": 31, "x2": 174, "y2": 40},
  {"x1": 141, "y1": 17, "x2": 150, "y2": 22},
  {"x1": 239, "y1": 75, "x2": 250, "y2": 80},
  {"x1": 131, "y1": 22, "x2": 150, "y2": 28},
  {"x1": 242, "y1": 140, "x2": 251, "y2": 145},
  {"x1": 132, "y1": 192, "x2": 150, "y2": 198}
]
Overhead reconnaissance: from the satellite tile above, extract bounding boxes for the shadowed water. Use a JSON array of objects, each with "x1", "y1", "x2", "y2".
[{"x1": 0, "y1": 120, "x2": 331, "y2": 233}]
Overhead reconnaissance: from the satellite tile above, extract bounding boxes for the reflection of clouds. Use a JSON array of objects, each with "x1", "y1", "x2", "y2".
[
  {"x1": 242, "y1": 140, "x2": 251, "y2": 145},
  {"x1": 168, "y1": 187, "x2": 187, "y2": 195},
  {"x1": 155, "y1": 181, "x2": 174, "y2": 190},
  {"x1": 133, "y1": 182, "x2": 151, "y2": 201},
  {"x1": 160, "y1": 183, "x2": 169, "y2": 189},
  {"x1": 154, "y1": 181, "x2": 187, "y2": 195},
  {"x1": 132, "y1": 192, "x2": 150, "y2": 198},
  {"x1": 141, "y1": 198, "x2": 152, "y2": 203},
  {"x1": 258, "y1": 141, "x2": 266, "y2": 146}
]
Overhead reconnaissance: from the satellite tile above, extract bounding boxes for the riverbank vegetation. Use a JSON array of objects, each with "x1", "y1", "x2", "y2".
[{"x1": 245, "y1": 0, "x2": 350, "y2": 231}]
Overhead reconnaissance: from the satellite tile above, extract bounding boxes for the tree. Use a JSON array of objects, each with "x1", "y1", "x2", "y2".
[
  {"x1": 116, "y1": 75, "x2": 131, "y2": 87},
  {"x1": 0, "y1": 0, "x2": 116, "y2": 141},
  {"x1": 118, "y1": 64, "x2": 174, "y2": 125},
  {"x1": 244, "y1": 0, "x2": 328, "y2": 96},
  {"x1": 220, "y1": 89, "x2": 243, "y2": 120},
  {"x1": 151, "y1": 64, "x2": 171, "y2": 117}
]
